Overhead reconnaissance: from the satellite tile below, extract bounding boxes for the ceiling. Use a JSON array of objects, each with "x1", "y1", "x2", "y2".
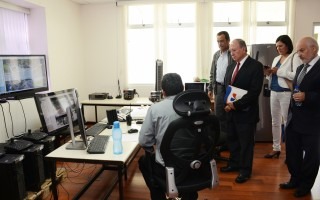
[{"x1": 71, "y1": 0, "x2": 115, "y2": 4}]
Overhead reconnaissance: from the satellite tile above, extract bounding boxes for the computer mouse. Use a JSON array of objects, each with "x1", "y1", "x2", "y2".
[
  {"x1": 107, "y1": 95, "x2": 113, "y2": 99},
  {"x1": 107, "y1": 125, "x2": 113, "y2": 129},
  {"x1": 128, "y1": 129, "x2": 138, "y2": 134},
  {"x1": 136, "y1": 120, "x2": 144, "y2": 124}
]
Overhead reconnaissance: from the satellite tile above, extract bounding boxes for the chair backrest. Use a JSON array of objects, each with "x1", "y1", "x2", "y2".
[{"x1": 157, "y1": 89, "x2": 220, "y2": 198}]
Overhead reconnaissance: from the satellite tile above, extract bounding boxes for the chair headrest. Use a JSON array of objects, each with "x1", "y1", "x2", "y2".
[{"x1": 173, "y1": 89, "x2": 211, "y2": 117}]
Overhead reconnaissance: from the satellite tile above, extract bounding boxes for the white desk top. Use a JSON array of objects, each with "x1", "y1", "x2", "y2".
[
  {"x1": 46, "y1": 123, "x2": 141, "y2": 163},
  {"x1": 81, "y1": 97, "x2": 153, "y2": 106}
]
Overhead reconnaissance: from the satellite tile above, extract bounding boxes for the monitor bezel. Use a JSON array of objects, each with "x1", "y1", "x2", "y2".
[
  {"x1": 0, "y1": 54, "x2": 49, "y2": 99},
  {"x1": 76, "y1": 105, "x2": 88, "y2": 148},
  {"x1": 184, "y1": 82, "x2": 206, "y2": 92},
  {"x1": 34, "y1": 88, "x2": 79, "y2": 135}
]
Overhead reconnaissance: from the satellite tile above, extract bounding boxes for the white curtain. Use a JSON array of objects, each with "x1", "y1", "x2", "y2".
[{"x1": 0, "y1": 8, "x2": 30, "y2": 54}]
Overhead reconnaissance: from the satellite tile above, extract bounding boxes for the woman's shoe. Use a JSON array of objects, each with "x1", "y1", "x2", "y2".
[{"x1": 264, "y1": 151, "x2": 281, "y2": 158}]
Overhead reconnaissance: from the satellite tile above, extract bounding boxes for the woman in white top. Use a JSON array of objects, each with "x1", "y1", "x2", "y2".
[{"x1": 264, "y1": 35, "x2": 303, "y2": 159}]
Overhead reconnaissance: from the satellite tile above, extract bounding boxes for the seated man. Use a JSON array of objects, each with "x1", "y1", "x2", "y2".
[{"x1": 139, "y1": 73, "x2": 198, "y2": 200}]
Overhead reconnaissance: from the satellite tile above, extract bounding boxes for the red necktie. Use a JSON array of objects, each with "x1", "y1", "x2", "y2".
[{"x1": 231, "y1": 62, "x2": 240, "y2": 85}]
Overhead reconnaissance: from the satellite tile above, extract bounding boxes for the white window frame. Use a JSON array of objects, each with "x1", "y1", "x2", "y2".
[{"x1": 126, "y1": 3, "x2": 197, "y2": 86}]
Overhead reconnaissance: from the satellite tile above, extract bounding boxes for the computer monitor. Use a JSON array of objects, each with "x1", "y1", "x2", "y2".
[
  {"x1": 34, "y1": 88, "x2": 79, "y2": 135},
  {"x1": 184, "y1": 82, "x2": 206, "y2": 92},
  {"x1": 65, "y1": 103, "x2": 88, "y2": 150},
  {"x1": 0, "y1": 55, "x2": 49, "y2": 99}
]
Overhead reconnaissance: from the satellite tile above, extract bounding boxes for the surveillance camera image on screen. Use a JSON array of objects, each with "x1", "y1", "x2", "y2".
[
  {"x1": 0, "y1": 55, "x2": 49, "y2": 99},
  {"x1": 34, "y1": 88, "x2": 80, "y2": 134},
  {"x1": 34, "y1": 88, "x2": 88, "y2": 149}
]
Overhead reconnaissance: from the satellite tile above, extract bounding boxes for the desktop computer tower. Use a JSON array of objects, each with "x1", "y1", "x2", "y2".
[
  {"x1": 22, "y1": 144, "x2": 45, "y2": 191},
  {"x1": 34, "y1": 136, "x2": 55, "y2": 179},
  {"x1": 0, "y1": 154, "x2": 26, "y2": 200}
]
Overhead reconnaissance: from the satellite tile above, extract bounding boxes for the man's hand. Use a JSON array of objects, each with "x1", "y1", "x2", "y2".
[
  {"x1": 208, "y1": 91, "x2": 215, "y2": 101},
  {"x1": 293, "y1": 91, "x2": 305, "y2": 102},
  {"x1": 224, "y1": 102, "x2": 235, "y2": 112}
]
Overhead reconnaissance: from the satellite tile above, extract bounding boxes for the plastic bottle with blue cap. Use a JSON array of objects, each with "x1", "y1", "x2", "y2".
[
  {"x1": 293, "y1": 85, "x2": 302, "y2": 106},
  {"x1": 112, "y1": 121, "x2": 123, "y2": 154}
]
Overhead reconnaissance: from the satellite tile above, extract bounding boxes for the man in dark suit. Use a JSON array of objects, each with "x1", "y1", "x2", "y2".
[
  {"x1": 220, "y1": 39, "x2": 264, "y2": 183},
  {"x1": 279, "y1": 37, "x2": 320, "y2": 198}
]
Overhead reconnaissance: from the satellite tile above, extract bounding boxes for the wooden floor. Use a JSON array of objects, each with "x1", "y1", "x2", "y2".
[{"x1": 43, "y1": 142, "x2": 320, "y2": 200}]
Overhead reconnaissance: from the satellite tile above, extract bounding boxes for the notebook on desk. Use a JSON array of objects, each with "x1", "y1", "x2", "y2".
[
  {"x1": 130, "y1": 106, "x2": 149, "y2": 120},
  {"x1": 117, "y1": 106, "x2": 149, "y2": 120}
]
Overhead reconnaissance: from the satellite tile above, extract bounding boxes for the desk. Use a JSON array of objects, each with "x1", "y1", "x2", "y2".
[
  {"x1": 81, "y1": 97, "x2": 153, "y2": 122},
  {"x1": 46, "y1": 123, "x2": 141, "y2": 200}
]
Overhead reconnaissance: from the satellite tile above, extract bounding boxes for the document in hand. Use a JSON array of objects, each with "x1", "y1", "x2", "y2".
[{"x1": 224, "y1": 85, "x2": 248, "y2": 103}]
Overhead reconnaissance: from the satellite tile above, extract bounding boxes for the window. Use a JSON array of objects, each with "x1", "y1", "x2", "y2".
[
  {"x1": 212, "y1": 0, "x2": 289, "y2": 52},
  {"x1": 252, "y1": 1, "x2": 288, "y2": 44},
  {"x1": 165, "y1": 4, "x2": 196, "y2": 82},
  {"x1": 126, "y1": 3, "x2": 196, "y2": 84},
  {"x1": 125, "y1": 0, "x2": 292, "y2": 85},
  {"x1": 127, "y1": 6, "x2": 155, "y2": 84},
  {"x1": 212, "y1": 2, "x2": 243, "y2": 52},
  {"x1": 0, "y1": 8, "x2": 30, "y2": 54}
]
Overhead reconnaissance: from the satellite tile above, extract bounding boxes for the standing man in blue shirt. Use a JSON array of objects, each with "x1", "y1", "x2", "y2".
[{"x1": 208, "y1": 31, "x2": 234, "y2": 142}]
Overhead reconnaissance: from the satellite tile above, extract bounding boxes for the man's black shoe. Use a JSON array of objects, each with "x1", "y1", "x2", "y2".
[
  {"x1": 235, "y1": 174, "x2": 250, "y2": 183},
  {"x1": 294, "y1": 188, "x2": 310, "y2": 197},
  {"x1": 220, "y1": 166, "x2": 239, "y2": 172},
  {"x1": 279, "y1": 181, "x2": 298, "y2": 189}
]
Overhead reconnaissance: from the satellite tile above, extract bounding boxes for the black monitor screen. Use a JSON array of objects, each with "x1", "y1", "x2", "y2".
[
  {"x1": 34, "y1": 88, "x2": 78, "y2": 135},
  {"x1": 185, "y1": 82, "x2": 206, "y2": 91},
  {"x1": 0, "y1": 55, "x2": 48, "y2": 99}
]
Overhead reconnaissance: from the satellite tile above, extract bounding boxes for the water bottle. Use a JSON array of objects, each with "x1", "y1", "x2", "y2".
[
  {"x1": 293, "y1": 85, "x2": 302, "y2": 106},
  {"x1": 112, "y1": 121, "x2": 123, "y2": 154}
]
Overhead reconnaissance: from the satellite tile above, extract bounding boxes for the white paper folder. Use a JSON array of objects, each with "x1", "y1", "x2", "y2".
[{"x1": 224, "y1": 85, "x2": 247, "y2": 103}]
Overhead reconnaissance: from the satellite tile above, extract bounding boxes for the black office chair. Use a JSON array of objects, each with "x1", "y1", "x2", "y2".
[{"x1": 144, "y1": 90, "x2": 220, "y2": 199}]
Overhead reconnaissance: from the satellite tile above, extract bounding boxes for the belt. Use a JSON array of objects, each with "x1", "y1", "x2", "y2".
[
  {"x1": 271, "y1": 90, "x2": 291, "y2": 92},
  {"x1": 216, "y1": 82, "x2": 224, "y2": 86}
]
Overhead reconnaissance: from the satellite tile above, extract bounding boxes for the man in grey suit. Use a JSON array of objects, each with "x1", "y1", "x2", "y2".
[
  {"x1": 220, "y1": 39, "x2": 264, "y2": 184},
  {"x1": 280, "y1": 37, "x2": 320, "y2": 198},
  {"x1": 208, "y1": 31, "x2": 234, "y2": 142}
]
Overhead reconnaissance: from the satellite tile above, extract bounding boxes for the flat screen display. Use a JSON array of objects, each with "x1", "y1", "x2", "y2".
[
  {"x1": 0, "y1": 55, "x2": 48, "y2": 99},
  {"x1": 185, "y1": 82, "x2": 206, "y2": 91},
  {"x1": 34, "y1": 88, "x2": 78, "y2": 135}
]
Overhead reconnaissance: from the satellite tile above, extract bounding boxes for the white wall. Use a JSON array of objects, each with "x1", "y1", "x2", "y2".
[
  {"x1": 0, "y1": 99, "x2": 41, "y2": 142},
  {"x1": 44, "y1": 0, "x2": 86, "y2": 94},
  {"x1": 80, "y1": 3, "x2": 119, "y2": 97},
  {"x1": 294, "y1": 0, "x2": 320, "y2": 44}
]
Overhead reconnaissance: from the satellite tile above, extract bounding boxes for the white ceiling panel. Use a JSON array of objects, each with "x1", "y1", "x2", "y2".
[{"x1": 71, "y1": 0, "x2": 115, "y2": 4}]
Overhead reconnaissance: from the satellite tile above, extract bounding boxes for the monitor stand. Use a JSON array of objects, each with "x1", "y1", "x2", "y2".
[{"x1": 65, "y1": 107, "x2": 86, "y2": 150}]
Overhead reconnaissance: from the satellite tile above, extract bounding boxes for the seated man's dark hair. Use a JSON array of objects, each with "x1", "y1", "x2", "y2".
[{"x1": 161, "y1": 73, "x2": 184, "y2": 96}]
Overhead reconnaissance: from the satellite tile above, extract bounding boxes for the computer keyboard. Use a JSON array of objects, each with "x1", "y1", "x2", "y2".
[
  {"x1": 87, "y1": 135, "x2": 110, "y2": 154},
  {"x1": 4, "y1": 139, "x2": 33, "y2": 152},
  {"x1": 23, "y1": 132, "x2": 47, "y2": 141},
  {"x1": 86, "y1": 123, "x2": 109, "y2": 136}
]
